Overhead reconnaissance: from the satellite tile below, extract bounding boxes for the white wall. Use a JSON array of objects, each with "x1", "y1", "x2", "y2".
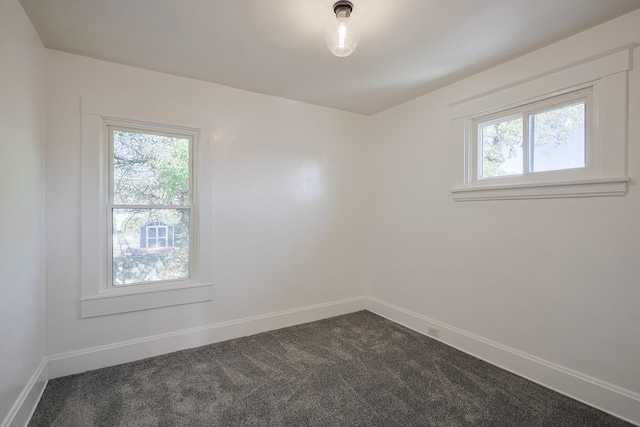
[
  {"x1": 44, "y1": 50, "x2": 369, "y2": 356},
  {"x1": 21, "y1": 4, "x2": 640, "y2": 425},
  {"x1": 366, "y1": 7, "x2": 640, "y2": 403},
  {"x1": 0, "y1": 0, "x2": 46, "y2": 424}
]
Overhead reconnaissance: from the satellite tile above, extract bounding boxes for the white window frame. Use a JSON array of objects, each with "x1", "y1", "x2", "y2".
[
  {"x1": 450, "y1": 45, "x2": 631, "y2": 201},
  {"x1": 471, "y1": 88, "x2": 592, "y2": 185},
  {"x1": 80, "y1": 97, "x2": 214, "y2": 318},
  {"x1": 107, "y1": 121, "x2": 196, "y2": 288}
]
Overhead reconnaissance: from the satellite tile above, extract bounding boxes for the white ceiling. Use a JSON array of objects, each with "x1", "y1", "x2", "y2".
[{"x1": 19, "y1": 0, "x2": 640, "y2": 115}]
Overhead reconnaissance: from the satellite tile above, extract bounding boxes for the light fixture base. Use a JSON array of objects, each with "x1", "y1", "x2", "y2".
[{"x1": 333, "y1": 1, "x2": 353, "y2": 16}]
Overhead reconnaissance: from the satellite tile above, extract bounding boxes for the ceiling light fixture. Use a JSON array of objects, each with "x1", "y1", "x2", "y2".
[{"x1": 326, "y1": 1, "x2": 359, "y2": 57}]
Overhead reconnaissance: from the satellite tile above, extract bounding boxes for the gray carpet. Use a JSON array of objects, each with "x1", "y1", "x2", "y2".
[{"x1": 29, "y1": 311, "x2": 632, "y2": 426}]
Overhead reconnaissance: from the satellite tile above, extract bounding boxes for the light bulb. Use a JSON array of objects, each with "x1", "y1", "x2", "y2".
[{"x1": 326, "y1": 2, "x2": 359, "y2": 57}]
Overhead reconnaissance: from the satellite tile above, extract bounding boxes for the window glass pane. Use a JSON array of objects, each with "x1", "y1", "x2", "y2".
[
  {"x1": 480, "y1": 116, "x2": 523, "y2": 178},
  {"x1": 112, "y1": 208, "x2": 190, "y2": 286},
  {"x1": 531, "y1": 103, "x2": 585, "y2": 172},
  {"x1": 113, "y1": 130, "x2": 190, "y2": 206}
]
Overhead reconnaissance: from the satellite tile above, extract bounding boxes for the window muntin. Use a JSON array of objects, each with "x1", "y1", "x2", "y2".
[
  {"x1": 108, "y1": 126, "x2": 193, "y2": 287},
  {"x1": 473, "y1": 89, "x2": 590, "y2": 182}
]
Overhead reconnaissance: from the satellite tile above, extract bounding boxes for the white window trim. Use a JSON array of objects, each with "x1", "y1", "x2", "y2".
[
  {"x1": 80, "y1": 97, "x2": 215, "y2": 318},
  {"x1": 450, "y1": 44, "x2": 632, "y2": 201}
]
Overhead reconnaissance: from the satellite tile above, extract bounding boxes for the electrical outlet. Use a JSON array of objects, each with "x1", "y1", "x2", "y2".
[{"x1": 427, "y1": 327, "x2": 440, "y2": 338}]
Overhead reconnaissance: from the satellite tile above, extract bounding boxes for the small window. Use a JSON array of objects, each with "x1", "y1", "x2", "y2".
[
  {"x1": 109, "y1": 125, "x2": 193, "y2": 287},
  {"x1": 474, "y1": 89, "x2": 589, "y2": 182},
  {"x1": 450, "y1": 48, "x2": 629, "y2": 202}
]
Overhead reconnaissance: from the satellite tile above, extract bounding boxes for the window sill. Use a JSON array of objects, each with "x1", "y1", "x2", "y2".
[
  {"x1": 80, "y1": 282, "x2": 214, "y2": 318},
  {"x1": 451, "y1": 177, "x2": 628, "y2": 201}
]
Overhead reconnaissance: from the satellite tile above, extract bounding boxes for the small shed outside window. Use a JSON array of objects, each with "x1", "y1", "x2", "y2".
[{"x1": 140, "y1": 221, "x2": 174, "y2": 249}]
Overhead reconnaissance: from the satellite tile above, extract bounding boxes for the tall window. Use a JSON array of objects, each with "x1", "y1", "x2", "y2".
[{"x1": 109, "y1": 125, "x2": 193, "y2": 286}]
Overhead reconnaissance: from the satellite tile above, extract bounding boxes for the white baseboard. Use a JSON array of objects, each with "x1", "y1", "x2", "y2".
[
  {"x1": 29, "y1": 296, "x2": 640, "y2": 426},
  {"x1": 47, "y1": 296, "x2": 368, "y2": 379},
  {"x1": 366, "y1": 297, "x2": 640, "y2": 426},
  {"x1": 1, "y1": 358, "x2": 48, "y2": 427}
]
